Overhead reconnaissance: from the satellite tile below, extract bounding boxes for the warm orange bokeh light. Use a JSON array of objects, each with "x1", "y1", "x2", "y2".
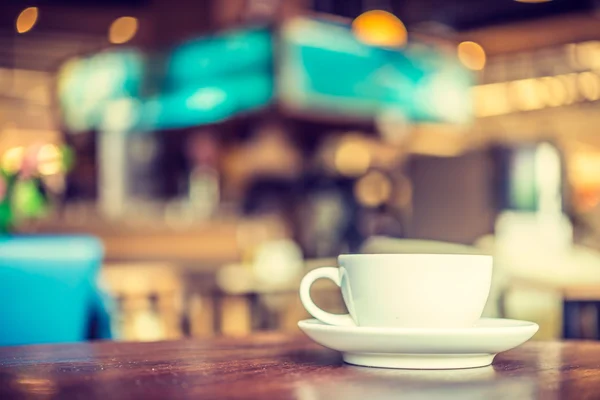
[
  {"x1": 334, "y1": 138, "x2": 371, "y2": 177},
  {"x1": 1, "y1": 147, "x2": 25, "y2": 173},
  {"x1": 109, "y1": 16, "x2": 138, "y2": 44},
  {"x1": 16, "y1": 7, "x2": 38, "y2": 34},
  {"x1": 37, "y1": 144, "x2": 62, "y2": 176},
  {"x1": 352, "y1": 10, "x2": 407, "y2": 48},
  {"x1": 458, "y1": 41, "x2": 486, "y2": 71},
  {"x1": 354, "y1": 170, "x2": 393, "y2": 207}
]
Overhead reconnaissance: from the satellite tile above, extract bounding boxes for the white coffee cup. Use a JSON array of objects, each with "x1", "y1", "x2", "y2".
[{"x1": 300, "y1": 254, "x2": 492, "y2": 328}]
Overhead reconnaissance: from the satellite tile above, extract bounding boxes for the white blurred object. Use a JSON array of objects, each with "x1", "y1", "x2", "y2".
[
  {"x1": 189, "y1": 166, "x2": 219, "y2": 219},
  {"x1": 491, "y1": 211, "x2": 600, "y2": 283},
  {"x1": 477, "y1": 211, "x2": 573, "y2": 333},
  {"x1": 494, "y1": 211, "x2": 573, "y2": 265},
  {"x1": 98, "y1": 128, "x2": 127, "y2": 219},
  {"x1": 252, "y1": 239, "x2": 304, "y2": 289},
  {"x1": 478, "y1": 209, "x2": 600, "y2": 339},
  {"x1": 216, "y1": 263, "x2": 255, "y2": 294},
  {"x1": 132, "y1": 306, "x2": 164, "y2": 342}
]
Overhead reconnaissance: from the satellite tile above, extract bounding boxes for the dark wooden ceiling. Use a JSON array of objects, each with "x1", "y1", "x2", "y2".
[
  {"x1": 395, "y1": 0, "x2": 596, "y2": 31},
  {"x1": 312, "y1": 0, "x2": 597, "y2": 30},
  {"x1": 0, "y1": 0, "x2": 599, "y2": 72},
  {"x1": 1, "y1": 0, "x2": 597, "y2": 31}
]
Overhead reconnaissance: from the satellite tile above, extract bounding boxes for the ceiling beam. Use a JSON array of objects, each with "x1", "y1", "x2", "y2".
[{"x1": 459, "y1": 12, "x2": 600, "y2": 56}]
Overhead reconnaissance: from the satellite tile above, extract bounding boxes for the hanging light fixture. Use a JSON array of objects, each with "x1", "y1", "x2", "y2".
[
  {"x1": 352, "y1": 0, "x2": 407, "y2": 47},
  {"x1": 109, "y1": 16, "x2": 138, "y2": 44},
  {"x1": 457, "y1": 41, "x2": 486, "y2": 71},
  {"x1": 352, "y1": 10, "x2": 407, "y2": 47},
  {"x1": 16, "y1": 7, "x2": 39, "y2": 34}
]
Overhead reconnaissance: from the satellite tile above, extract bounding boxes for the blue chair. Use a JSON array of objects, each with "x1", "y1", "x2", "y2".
[{"x1": 0, "y1": 235, "x2": 110, "y2": 346}]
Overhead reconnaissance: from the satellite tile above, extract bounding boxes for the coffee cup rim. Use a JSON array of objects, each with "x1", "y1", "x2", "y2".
[{"x1": 339, "y1": 253, "x2": 492, "y2": 260}]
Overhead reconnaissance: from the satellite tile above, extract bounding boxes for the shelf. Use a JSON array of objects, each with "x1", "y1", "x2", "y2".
[{"x1": 22, "y1": 213, "x2": 288, "y2": 263}]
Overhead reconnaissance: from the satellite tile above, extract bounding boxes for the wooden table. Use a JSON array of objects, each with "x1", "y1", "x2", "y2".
[{"x1": 0, "y1": 336, "x2": 598, "y2": 399}]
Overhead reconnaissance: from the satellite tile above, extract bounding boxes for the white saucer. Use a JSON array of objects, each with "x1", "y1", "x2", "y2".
[{"x1": 298, "y1": 318, "x2": 539, "y2": 370}]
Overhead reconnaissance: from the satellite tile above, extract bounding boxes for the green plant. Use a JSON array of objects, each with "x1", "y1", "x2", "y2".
[{"x1": 0, "y1": 144, "x2": 73, "y2": 233}]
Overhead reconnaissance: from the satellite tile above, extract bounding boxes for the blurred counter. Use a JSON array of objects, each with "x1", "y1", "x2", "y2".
[{"x1": 20, "y1": 213, "x2": 289, "y2": 264}]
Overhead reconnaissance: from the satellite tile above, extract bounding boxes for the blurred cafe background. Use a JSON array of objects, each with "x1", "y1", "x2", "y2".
[{"x1": 3, "y1": 0, "x2": 600, "y2": 345}]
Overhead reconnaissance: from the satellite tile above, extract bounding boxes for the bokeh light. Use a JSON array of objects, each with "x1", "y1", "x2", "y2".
[
  {"x1": 473, "y1": 69, "x2": 600, "y2": 118},
  {"x1": 509, "y1": 78, "x2": 545, "y2": 111},
  {"x1": 354, "y1": 170, "x2": 393, "y2": 207},
  {"x1": 457, "y1": 41, "x2": 486, "y2": 71},
  {"x1": 574, "y1": 41, "x2": 600, "y2": 70},
  {"x1": 16, "y1": 7, "x2": 39, "y2": 34},
  {"x1": 557, "y1": 73, "x2": 579, "y2": 105},
  {"x1": 424, "y1": 72, "x2": 472, "y2": 123},
  {"x1": 37, "y1": 144, "x2": 63, "y2": 176},
  {"x1": 2, "y1": 147, "x2": 25, "y2": 173},
  {"x1": 538, "y1": 76, "x2": 568, "y2": 107},
  {"x1": 472, "y1": 83, "x2": 511, "y2": 117},
  {"x1": 578, "y1": 71, "x2": 600, "y2": 101},
  {"x1": 352, "y1": 10, "x2": 407, "y2": 48},
  {"x1": 109, "y1": 16, "x2": 138, "y2": 44},
  {"x1": 571, "y1": 151, "x2": 600, "y2": 212},
  {"x1": 334, "y1": 138, "x2": 371, "y2": 177}
]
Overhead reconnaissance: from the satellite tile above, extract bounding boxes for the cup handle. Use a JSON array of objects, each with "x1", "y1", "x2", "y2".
[{"x1": 300, "y1": 267, "x2": 355, "y2": 327}]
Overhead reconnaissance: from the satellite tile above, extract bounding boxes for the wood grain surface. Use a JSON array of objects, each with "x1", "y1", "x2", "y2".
[{"x1": 0, "y1": 335, "x2": 599, "y2": 399}]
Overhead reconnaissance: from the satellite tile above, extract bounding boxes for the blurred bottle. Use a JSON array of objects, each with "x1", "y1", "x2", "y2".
[
  {"x1": 297, "y1": 174, "x2": 360, "y2": 257},
  {"x1": 185, "y1": 130, "x2": 220, "y2": 219}
]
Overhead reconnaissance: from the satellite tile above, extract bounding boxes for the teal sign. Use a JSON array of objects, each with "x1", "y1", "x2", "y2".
[
  {"x1": 166, "y1": 27, "x2": 273, "y2": 90},
  {"x1": 137, "y1": 26, "x2": 274, "y2": 130},
  {"x1": 139, "y1": 73, "x2": 273, "y2": 130},
  {"x1": 56, "y1": 21, "x2": 473, "y2": 133},
  {"x1": 279, "y1": 18, "x2": 473, "y2": 124}
]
